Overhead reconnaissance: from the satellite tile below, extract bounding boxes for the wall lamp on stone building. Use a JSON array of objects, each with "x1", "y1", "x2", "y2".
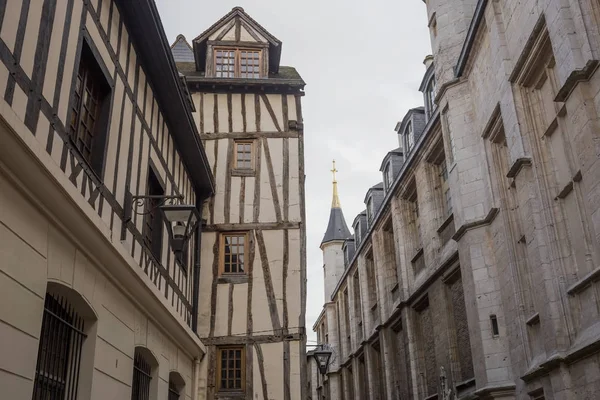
[
  {"x1": 123, "y1": 192, "x2": 201, "y2": 255},
  {"x1": 311, "y1": 345, "x2": 333, "y2": 375}
]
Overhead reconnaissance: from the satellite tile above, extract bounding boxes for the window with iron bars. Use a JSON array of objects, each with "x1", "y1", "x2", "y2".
[
  {"x1": 168, "y1": 381, "x2": 180, "y2": 400},
  {"x1": 32, "y1": 293, "x2": 86, "y2": 400},
  {"x1": 131, "y1": 349, "x2": 152, "y2": 400}
]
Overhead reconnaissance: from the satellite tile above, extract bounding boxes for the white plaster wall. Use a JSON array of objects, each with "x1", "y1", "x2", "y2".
[{"x1": 0, "y1": 171, "x2": 194, "y2": 400}]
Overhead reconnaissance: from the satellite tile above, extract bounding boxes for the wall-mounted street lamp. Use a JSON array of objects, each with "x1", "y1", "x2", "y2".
[
  {"x1": 123, "y1": 193, "x2": 201, "y2": 255},
  {"x1": 309, "y1": 344, "x2": 333, "y2": 375}
]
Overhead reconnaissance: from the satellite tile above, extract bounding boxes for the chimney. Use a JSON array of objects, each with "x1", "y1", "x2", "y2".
[{"x1": 423, "y1": 54, "x2": 434, "y2": 69}]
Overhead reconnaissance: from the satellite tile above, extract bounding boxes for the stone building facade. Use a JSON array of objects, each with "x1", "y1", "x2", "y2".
[
  {"x1": 0, "y1": 0, "x2": 213, "y2": 399},
  {"x1": 172, "y1": 7, "x2": 308, "y2": 400},
  {"x1": 310, "y1": 0, "x2": 600, "y2": 399}
]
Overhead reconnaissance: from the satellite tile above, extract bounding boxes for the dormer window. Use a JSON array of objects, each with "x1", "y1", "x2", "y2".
[
  {"x1": 406, "y1": 122, "x2": 414, "y2": 152},
  {"x1": 425, "y1": 76, "x2": 437, "y2": 119},
  {"x1": 383, "y1": 163, "x2": 394, "y2": 190},
  {"x1": 354, "y1": 222, "x2": 361, "y2": 244},
  {"x1": 366, "y1": 197, "x2": 374, "y2": 222},
  {"x1": 215, "y1": 48, "x2": 262, "y2": 79}
]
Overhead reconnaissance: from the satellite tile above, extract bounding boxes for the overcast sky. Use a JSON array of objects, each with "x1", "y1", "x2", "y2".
[{"x1": 155, "y1": 0, "x2": 432, "y2": 345}]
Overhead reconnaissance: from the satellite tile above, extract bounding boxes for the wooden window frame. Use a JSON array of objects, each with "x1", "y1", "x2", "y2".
[
  {"x1": 214, "y1": 47, "x2": 263, "y2": 79},
  {"x1": 219, "y1": 232, "x2": 249, "y2": 276},
  {"x1": 233, "y1": 140, "x2": 255, "y2": 170},
  {"x1": 217, "y1": 346, "x2": 246, "y2": 392},
  {"x1": 69, "y1": 40, "x2": 111, "y2": 178},
  {"x1": 143, "y1": 168, "x2": 165, "y2": 262}
]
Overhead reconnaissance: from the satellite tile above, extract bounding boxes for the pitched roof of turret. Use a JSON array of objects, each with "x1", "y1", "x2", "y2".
[{"x1": 321, "y1": 161, "x2": 351, "y2": 246}]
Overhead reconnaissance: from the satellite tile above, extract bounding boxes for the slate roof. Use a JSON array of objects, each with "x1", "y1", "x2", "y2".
[
  {"x1": 171, "y1": 34, "x2": 194, "y2": 62},
  {"x1": 321, "y1": 207, "x2": 351, "y2": 246}
]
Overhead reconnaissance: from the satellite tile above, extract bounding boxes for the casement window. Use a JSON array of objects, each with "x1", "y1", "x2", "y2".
[
  {"x1": 425, "y1": 76, "x2": 437, "y2": 119},
  {"x1": 366, "y1": 197, "x2": 374, "y2": 222},
  {"x1": 220, "y1": 233, "x2": 248, "y2": 275},
  {"x1": 69, "y1": 41, "x2": 111, "y2": 177},
  {"x1": 143, "y1": 168, "x2": 164, "y2": 261},
  {"x1": 214, "y1": 48, "x2": 262, "y2": 78},
  {"x1": 217, "y1": 347, "x2": 245, "y2": 391},
  {"x1": 32, "y1": 293, "x2": 86, "y2": 400},
  {"x1": 406, "y1": 122, "x2": 414, "y2": 152},
  {"x1": 234, "y1": 140, "x2": 254, "y2": 169}
]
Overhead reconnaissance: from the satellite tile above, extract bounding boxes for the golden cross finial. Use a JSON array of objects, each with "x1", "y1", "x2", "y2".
[
  {"x1": 331, "y1": 160, "x2": 341, "y2": 208},
  {"x1": 331, "y1": 160, "x2": 338, "y2": 183}
]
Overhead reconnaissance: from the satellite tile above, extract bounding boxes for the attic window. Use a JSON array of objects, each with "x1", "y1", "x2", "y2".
[
  {"x1": 214, "y1": 48, "x2": 262, "y2": 79},
  {"x1": 406, "y1": 122, "x2": 414, "y2": 152},
  {"x1": 384, "y1": 163, "x2": 394, "y2": 190}
]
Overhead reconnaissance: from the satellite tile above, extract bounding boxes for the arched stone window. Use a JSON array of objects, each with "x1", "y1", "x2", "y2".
[
  {"x1": 32, "y1": 283, "x2": 97, "y2": 400},
  {"x1": 131, "y1": 347, "x2": 159, "y2": 400},
  {"x1": 168, "y1": 371, "x2": 186, "y2": 400}
]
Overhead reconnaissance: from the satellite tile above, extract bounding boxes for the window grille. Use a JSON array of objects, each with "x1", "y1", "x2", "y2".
[
  {"x1": 32, "y1": 293, "x2": 86, "y2": 400},
  {"x1": 168, "y1": 381, "x2": 180, "y2": 400},
  {"x1": 131, "y1": 350, "x2": 152, "y2": 400}
]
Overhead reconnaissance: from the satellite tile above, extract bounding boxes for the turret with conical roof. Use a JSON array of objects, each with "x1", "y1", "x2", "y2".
[
  {"x1": 321, "y1": 161, "x2": 351, "y2": 301},
  {"x1": 321, "y1": 160, "x2": 351, "y2": 246}
]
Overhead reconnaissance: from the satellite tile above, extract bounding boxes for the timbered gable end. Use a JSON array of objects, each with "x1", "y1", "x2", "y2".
[
  {"x1": 0, "y1": 0, "x2": 213, "y2": 331},
  {"x1": 186, "y1": 7, "x2": 307, "y2": 400},
  {"x1": 192, "y1": 7, "x2": 282, "y2": 77}
]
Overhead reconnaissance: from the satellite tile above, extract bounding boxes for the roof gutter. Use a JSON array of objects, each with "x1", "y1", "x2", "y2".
[
  {"x1": 116, "y1": 0, "x2": 215, "y2": 197},
  {"x1": 454, "y1": 0, "x2": 488, "y2": 78}
]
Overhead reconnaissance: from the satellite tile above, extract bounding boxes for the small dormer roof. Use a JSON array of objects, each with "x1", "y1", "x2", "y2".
[
  {"x1": 395, "y1": 107, "x2": 425, "y2": 136},
  {"x1": 171, "y1": 34, "x2": 195, "y2": 62},
  {"x1": 379, "y1": 147, "x2": 403, "y2": 171},
  {"x1": 353, "y1": 211, "x2": 367, "y2": 227},
  {"x1": 364, "y1": 182, "x2": 384, "y2": 203},
  {"x1": 192, "y1": 7, "x2": 283, "y2": 74}
]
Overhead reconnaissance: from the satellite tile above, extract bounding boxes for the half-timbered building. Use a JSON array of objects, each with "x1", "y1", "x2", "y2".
[
  {"x1": 0, "y1": 1, "x2": 213, "y2": 399},
  {"x1": 172, "y1": 7, "x2": 307, "y2": 400}
]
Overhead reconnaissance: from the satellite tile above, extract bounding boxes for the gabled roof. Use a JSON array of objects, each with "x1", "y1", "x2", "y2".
[
  {"x1": 364, "y1": 182, "x2": 384, "y2": 203},
  {"x1": 379, "y1": 147, "x2": 403, "y2": 171},
  {"x1": 395, "y1": 107, "x2": 425, "y2": 134},
  {"x1": 171, "y1": 34, "x2": 195, "y2": 62},
  {"x1": 192, "y1": 7, "x2": 283, "y2": 74}
]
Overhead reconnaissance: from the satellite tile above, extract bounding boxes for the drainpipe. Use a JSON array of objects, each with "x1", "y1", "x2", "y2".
[
  {"x1": 192, "y1": 357, "x2": 200, "y2": 400},
  {"x1": 191, "y1": 198, "x2": 204, "y2": 333}
]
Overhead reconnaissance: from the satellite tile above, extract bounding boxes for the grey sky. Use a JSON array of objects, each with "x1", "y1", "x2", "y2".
[{"x1": 155, "y1": 0, "x2": 431, "y2": 344}]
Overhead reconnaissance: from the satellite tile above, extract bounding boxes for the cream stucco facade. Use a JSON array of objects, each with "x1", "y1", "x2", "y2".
[
  {"x1": 172, "y1": 7, "x2": 308, "y2": 400},
  {"x1": 0, "y1": 0, "x2": 213, "y2": 399}
]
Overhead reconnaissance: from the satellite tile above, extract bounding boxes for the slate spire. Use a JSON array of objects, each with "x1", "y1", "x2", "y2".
[{"x1": 321, "y1": 160, "x2": 351, "y2": 246}]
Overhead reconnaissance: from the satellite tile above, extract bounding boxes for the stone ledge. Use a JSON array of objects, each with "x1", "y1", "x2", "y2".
[
  {"x1": 506, "y1": 158, "x2": 532, "y2": 178},
  {"x1": 554, "y1": 59, "x2": 600, "y2": 102},
  {"x1": 452, "y1": 208, "x2": 499, "y2": 241},
  {"x1": 567, "y1": 265, "x2": 600, "y2": 295},
  {"x1": 473, "y1": 383, "x2": 516, "y2": 397}
]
